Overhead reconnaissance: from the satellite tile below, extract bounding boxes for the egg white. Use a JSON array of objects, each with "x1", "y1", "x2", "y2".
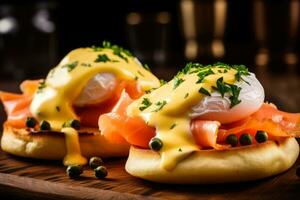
[
  {"x1": 74, "y1": 73, "x2": 116, "y2": 107},
  {"x1": 189, "y1": 73, "x2": 265, "y2": 124}
]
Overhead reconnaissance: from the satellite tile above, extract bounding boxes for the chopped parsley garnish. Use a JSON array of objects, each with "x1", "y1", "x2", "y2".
[
  {"x1": 170, "y1": 123, "x2": 177, "y2": 129},
  {"x1": 37, "y1": 80, "x2": 46, "y2": 93},
  {"x1": 196, "y1": 68, "x2": 215, "y2": 83},
  {"x1": 137, "y1": 70, "x2": 145, "y2": 77},
  {"x1": 103, "y1": 41, "x2": 132, "y2": 62},
  {"x1": 160, "y1": 79, "x2": 167, "y2": 86},
  {"x1": 95, "y1": 54, "x2": 111, "y2": 63},
  {"x1": 199, "y1": 87, "x2": 211, "y2": 96},
  {"x1": 62, "y1": 61, "x2": 78, "y2": 72},
  {"x1": 102, "y1": 40, "x2": 111, "y2": 49},
  {"x1": 213, "y1": 77, "x2": 242, "y2": 108},
  {"x1": 91, "y1": 41, "x2": 133, "y2": 63},
  {"x1": 176, "y1": 62, "x2": 251, "y2": 108},
  {"x1": 182, "y1": 62, "x2": 203, "y2": 74},
  {"x1": 112, "y1": 47, "x2": 128, "y2": 62},
  {"x1": 81, "y1": 63, "x2": 91, "y2": 67},
  {"x1": 214, "y1": 62, "x2": 230, "y2": 69},
  {"x1": 143, "y1": 64, "x2": 151, "y2": 71},
  {"x1": 153, "y1": 100, "x2": 167, "y2": 112},
  {"x1": 173, "y1": 77, "x2": 185, "y2": 89},
  {"x1": 229, "y1": 84, "x2": 242, "y2": 108},
  {"x1": 215, "y1": 77, "x2": 230, "y2": 97},
  {"x1": 232, "y1": 64, "x2": 249, "y2": 81},
  {"x1": 184, "y1": 93, "x2": 189, "y2": 99},
  {"x1": 91, "y1": 45, "x2": 102, "y2": 51},
  {"x1": 139, "y1": 98, "x2": 152, "y2": 111}
]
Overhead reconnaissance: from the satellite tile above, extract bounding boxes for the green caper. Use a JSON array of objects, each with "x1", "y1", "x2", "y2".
[
  {"x1": 40, "y1": 120, "x2": 51, "y2": 130},
  {"x1": 94, "y1": 166, "x2": 108, "y2": 179},
  {"x1": 255, "y1": 130, "x2": 268, "y2": 143},
  {"x1": 63, "y1": 119, "x2": 81, "y2": 130},
  {"x1": 149, "y1": 137, "x2": 163, "y2": 151},
  {"x1": 26, "y1": 117, "x2": 37, "y2": 128},
  {"x1": 66, "y1": 165, "x2": 83, "y2": 179},
  {"x1": 225, "y1": 134, "x2": 238, "y2": 147},
  {"x1": 89, "y1": 157, "x2": 103, "y2": 169},
  {"x1": 239, "y1": 133, "x2": 252, "y2": 146}
]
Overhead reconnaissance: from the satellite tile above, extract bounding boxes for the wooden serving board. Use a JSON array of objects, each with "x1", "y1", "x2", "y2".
[{"x1": 0, "y1": 147, "x2": 300, "y2": 200}]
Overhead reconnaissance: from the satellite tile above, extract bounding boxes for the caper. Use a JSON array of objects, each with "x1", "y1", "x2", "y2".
[
  {"x1": 225, "y1": 134, "x2": 238, "y2": 147},
  {"x1": 239, "y1": 133, "x2": 252, "y2": 146},
  {"x1": 63, "y1": 119, "x2": 81, "y2": 130},
  {"x1": 40, "y1": 120, "x2": 51, "y2": 130},
  {"x1": 94, "y1": 166, "x2": 108, "y2": 179},
  {"x1": 26, "y1": 117, "x2": 37, "y2": 128},
  {"x1": 149, "y1": 137, "x2": 163, "y2": 151},
  {"x1": 255, "y1": 130, "x2": 268, "y2": 143},
  {"x1": 66, "y1": 165, "x2": 83, "y2": 179},
  {"x1": 89, "y1": 157, "x2": 103, "y2": 169}
]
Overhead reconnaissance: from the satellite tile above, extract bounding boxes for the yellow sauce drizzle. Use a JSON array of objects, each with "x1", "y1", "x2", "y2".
[
  {"x1": 62, "y1": 127, "x2": 87, "y2": 165},
  {"x1": 30, "y1": 47, "x2": 160, "y2": 165},
  {"x1": 128, "y1": 67, "x2": 238, "y2": 170}
]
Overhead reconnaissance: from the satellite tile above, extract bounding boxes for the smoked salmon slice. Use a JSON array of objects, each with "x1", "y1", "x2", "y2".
[
  {"x1": 217, "y1": 103, "x2": 300, "y2": 143},
  {"x1": 191, "y1": 120, "x2": 229, "y2": 150},
  {"x1": 99, "y1": 91, "x2": 155, "y2": 148},
  {"x1": 0, "y1": 80, "x2": 40, "y2": 128},
  {"x1": 1, "y1": 79, "x2": 144, "y2": 129},
  {"x1": 103, "y1": 101, "x2": 300, "y2": 150}
]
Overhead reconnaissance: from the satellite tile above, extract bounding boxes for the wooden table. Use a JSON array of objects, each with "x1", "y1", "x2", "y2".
[{"x1": 0, "y1": 150, "x2": 299, "y2": 200}]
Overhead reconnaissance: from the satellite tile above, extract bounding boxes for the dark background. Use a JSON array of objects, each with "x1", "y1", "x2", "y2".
[{"x1": 0, "y1": 0, "x2": 300, "y2": 111}]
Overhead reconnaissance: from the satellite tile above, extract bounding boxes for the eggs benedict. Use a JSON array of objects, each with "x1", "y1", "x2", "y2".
[
  {"x1": 99, "y1": 62, "x2": 300, "y2": 183},
  {"x1": 0, "y1": 41, "x2": 160, "y2": 166}
]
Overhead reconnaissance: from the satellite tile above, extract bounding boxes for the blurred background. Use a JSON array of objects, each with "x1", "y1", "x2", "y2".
[{"x1": 0, "y1": 0, "x2": 300, "y2": 112}]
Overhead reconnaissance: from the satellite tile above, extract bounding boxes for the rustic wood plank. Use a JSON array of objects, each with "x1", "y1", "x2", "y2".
[
  {"x1": 0, "y1": 173, "x2": 153, "y2": 200},
  {"x1": 0, "y1": 149, "x2": 299, "y2": 200}
]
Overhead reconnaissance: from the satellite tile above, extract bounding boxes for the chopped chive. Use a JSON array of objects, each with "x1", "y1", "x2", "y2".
[
  {"x1": 199, "y1": 87, "x2": 211, "y2": 96},
  {"x1": 143, "y1": 64, "x2": 151, "y2": 71},
  {"x1": 170, "y1": 123, "x2": 177, "y2": 129},
  {"x1": 173, "y1": 77, "x2": 185, "y2": 89},
  {"x1": 184, "y1": 93, "x2": 189, "y2": 99},
  {"x1": 62, "y1": 61, "x2": 78, "y2": 72},
  {"x1": 152, "y1": 100, "x2": 167, "y2": 112},
  {"x1": 81, "y1": 63, "x2": 91, "y2": 67},
  {"x1": 160, "y1": 79, "x2": 167, "y2": 86},
  {"x1": 139, "y1": 98, "x2": 152, "y2": 111},
  {"x1": 95, "y1": 54, "x2": 110, "y2": 62},
  {"x1": 137, "y1": 70, "x2": 145, "y2": 77}
]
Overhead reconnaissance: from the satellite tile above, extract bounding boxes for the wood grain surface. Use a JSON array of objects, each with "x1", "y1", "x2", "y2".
[{"x1": 0, "y1": 148, "x2": 299, "y2": 200}]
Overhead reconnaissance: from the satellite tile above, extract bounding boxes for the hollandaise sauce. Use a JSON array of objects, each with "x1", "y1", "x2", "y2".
[
  {"x1": 30, "y1": 43, "x2": 160, "y2": 165},
  {"x1": 127, "y1": 63, "x2": 249, "y2": 170}
]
